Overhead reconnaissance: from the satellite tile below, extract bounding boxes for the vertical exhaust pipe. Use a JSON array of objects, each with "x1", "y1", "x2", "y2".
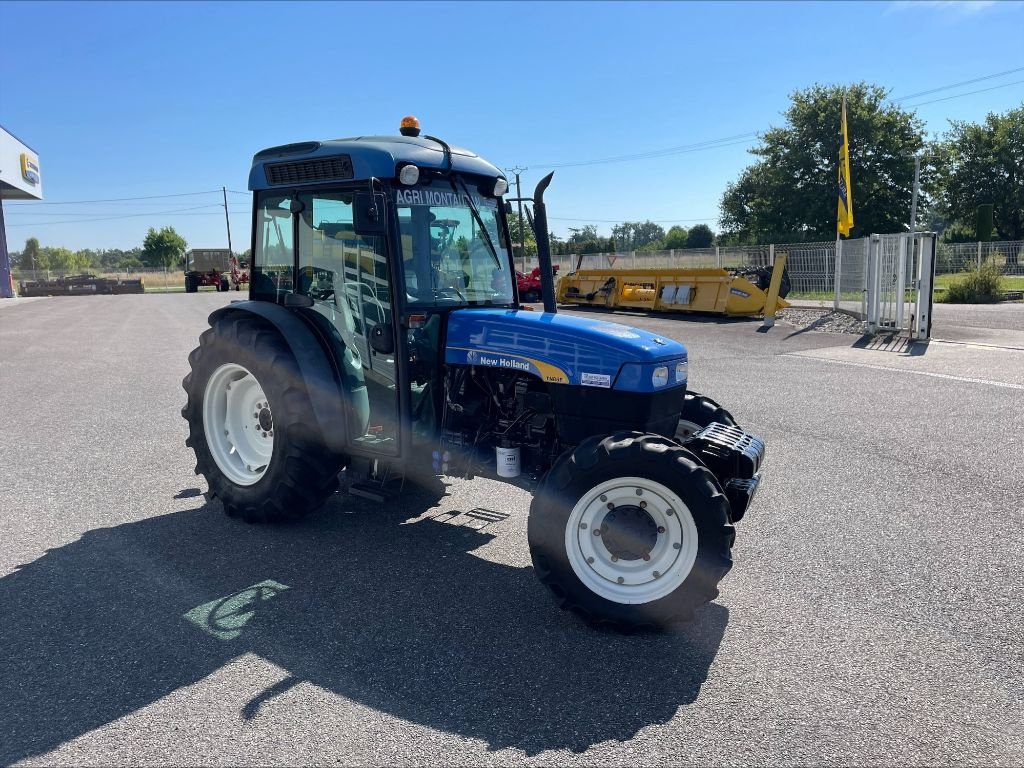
[{"x1": 532, "y1": 172, "x2": 556, "y2": 314}]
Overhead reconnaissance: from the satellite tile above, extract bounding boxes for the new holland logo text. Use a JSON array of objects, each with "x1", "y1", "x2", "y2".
[{"x1": 477, "y1": 354, "x2": 530, "y2": 372}]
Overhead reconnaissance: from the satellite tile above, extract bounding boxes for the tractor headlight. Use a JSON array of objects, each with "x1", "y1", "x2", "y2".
[
  {"x1": 399, "y1": 164, "x2": 420, "y2": 186},
  {"x1": 676, "y1": 361, "x2": 687, "y2": 381},
  {"x1": 652, "y1": 366, "x2": 669, "y2": 388},
  {"x1": 493, "y1": 178, "x2": 509, "y2": 196}
]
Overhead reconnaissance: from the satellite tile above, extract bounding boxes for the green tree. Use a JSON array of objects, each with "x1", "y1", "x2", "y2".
[
  {"x1": 663, "y1": 226, "x2": 689, "y2": 249},
  {"x1": 934, "y1": 103, "x2": 1024, "y2": 244},
  {"x1": 42, "y1": 247, "x2": 88, "y2": 272},
  {"x1": 141, "y1": 226, "x2": 188, "y2": 268},
  {"x1": 720, "y1": 82, "x2": 927, "y2": 242},
  {"x1": 23, "y1": 237, "x2": 42, "y2": 271},
  {"x1": 611, "y1": 220, "x2": 666, "y2": 251},
  {"x1": 506, "y1": 213, "x2": 537, "y2": 256},
  {"x1": 567, "y1": 225, "x2": 602, "y2": 254},
  {"x1": 686, "y1": 223, "x2": 715, "y2": 248}
]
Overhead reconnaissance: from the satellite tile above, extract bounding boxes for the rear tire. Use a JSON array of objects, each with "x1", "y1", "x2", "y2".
[
  {"x1": 675, "y1": 392, "x2": 736, "y2": 440},
  {"x1": 529, "y1": 432, "x2": 734, "y2": 629},
  {"x1": 181, "y1": 315, "x2": 343, "y2": 522}
]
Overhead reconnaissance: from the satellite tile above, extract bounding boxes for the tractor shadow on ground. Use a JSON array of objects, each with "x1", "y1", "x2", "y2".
[{"x1": 0, "y1": 485, "x2": 728, "y2": 762}]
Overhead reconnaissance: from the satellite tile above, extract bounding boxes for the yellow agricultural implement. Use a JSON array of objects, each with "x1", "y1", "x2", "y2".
[{"x1": 555, "y1": 256, "x2": 791, "y2": 318}]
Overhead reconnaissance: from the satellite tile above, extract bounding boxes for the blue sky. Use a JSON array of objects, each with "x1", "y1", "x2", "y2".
[{"x1": 2, "y1": 0, "x2": 1023, "y2": 253}]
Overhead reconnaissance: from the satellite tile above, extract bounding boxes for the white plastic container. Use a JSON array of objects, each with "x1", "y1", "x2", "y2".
[{"x1": 496, "y1": 445, "x2": 521, "y2": 478}]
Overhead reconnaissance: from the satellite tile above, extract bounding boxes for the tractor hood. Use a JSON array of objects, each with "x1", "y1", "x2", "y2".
[{"x1": 445, "y1": 309, "x2": 687, "y2": 392}]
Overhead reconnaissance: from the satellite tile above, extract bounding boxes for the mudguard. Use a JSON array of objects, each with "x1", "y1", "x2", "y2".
[{"x1": 208, "y1": 301, "x2": 361, "y2": 455}]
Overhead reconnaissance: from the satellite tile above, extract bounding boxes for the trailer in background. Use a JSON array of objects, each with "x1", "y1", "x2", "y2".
[
  {"x1": 184, "y1": 249, "x2": 232, "y2": 293},
  {"x1": 18, "y1": 273, "x2": 145, "y2": 297}
]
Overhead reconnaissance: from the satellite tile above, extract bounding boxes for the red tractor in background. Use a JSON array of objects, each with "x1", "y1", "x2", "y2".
[
  {"x1": 516, "y1": 264, "x2": 558, "y2": 303},
  {"x1": 229, "y1": 253, "x2": 250, "y2": 291}
]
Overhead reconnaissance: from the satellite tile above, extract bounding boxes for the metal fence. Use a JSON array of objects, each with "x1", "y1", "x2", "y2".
[
  {"x1": 12, "y1": 268, "x2": 190, "y2": 292},
  {"x1": 521, "y1": 237, "x2": 1023, "y2": 307},
  {"x1": 936, "y1": 240, "x2": 1023, "y2": 276}
]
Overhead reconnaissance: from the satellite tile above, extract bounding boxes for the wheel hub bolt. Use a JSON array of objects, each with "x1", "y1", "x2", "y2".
[
  {"x1": 673, "y1": 542, "x2": 681, "y2": 550},
  {"x1": 658, "y1": 526, "x2": 665, "y2": 534},
  {"x1": 640, "y1": 501, "x2": 647, "y2": 509},
  {"x1": 607, "y1": 502, "x2": 614, "y2": 510},
  {"x1": 611, "y1": 555, "x2": 619, "y2": 562},
  {"x1": 643, "y1": 554, "x2": 650, "y2": 561},
  {"x1": 635, "y1": 489, "x2": 643, "y2": 496},
  {"x1": 580, "y1": 522, "x2": 588, "y2": 530},
  {"x1": 617, "y1": 577, "x2": 624, "y2": 584},
  {"x1": 653, "y1": 571, "x2": 661, "y2": 579},
  {"x1": 667, "y1": 509, "x2": 675, "y2": 516},
  {"x1": 587, "y1": 557, "x2": 595, "y2": 564},
  {"x1": 600, "y1": 495, "x2": 607, "y2": 502},
  {"x1": 593, "y1": 529, "x2": 601, "y2": 536}
]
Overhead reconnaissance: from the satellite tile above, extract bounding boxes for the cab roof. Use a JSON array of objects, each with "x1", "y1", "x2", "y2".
[{"x1": 248, "y1": 135, "x2": 504, "y2": 191}]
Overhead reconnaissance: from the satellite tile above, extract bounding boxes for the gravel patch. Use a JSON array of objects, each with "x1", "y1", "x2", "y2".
[{"x1": 777, "y1": 308, "x2": 867, "y2": 335}]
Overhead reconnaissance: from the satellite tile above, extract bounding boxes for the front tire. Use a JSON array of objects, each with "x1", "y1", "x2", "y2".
[
  {"x1": 675, "y1": 392, "x2": 737, "y2": 440},
  {"x1": 529, "y1": 432, "x2": 734, "y2": 629},
  {"x1": 182, "y1": 315, "x2": 343, "y2": 522}
]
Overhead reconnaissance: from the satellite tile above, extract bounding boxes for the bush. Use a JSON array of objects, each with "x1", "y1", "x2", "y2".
[{"x1": 940, "y1": 261, "x2": 1004, "y2": 303}]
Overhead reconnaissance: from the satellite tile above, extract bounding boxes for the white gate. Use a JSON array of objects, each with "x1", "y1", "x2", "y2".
[{"x1": 866, "y1": 233, "x2": 936, "y2": 340}]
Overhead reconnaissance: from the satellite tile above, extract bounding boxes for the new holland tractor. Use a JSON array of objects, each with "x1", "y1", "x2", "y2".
[{"x1": 182, "y1": 117, "x2": 766, "y2": 629}]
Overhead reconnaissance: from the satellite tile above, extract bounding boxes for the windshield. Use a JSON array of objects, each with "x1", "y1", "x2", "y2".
[{"x1": 396, "y1": 179, "x2": 514, "y2": 306}]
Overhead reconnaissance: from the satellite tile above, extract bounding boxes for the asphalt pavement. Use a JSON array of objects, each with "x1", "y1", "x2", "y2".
[{"x1": 1, "y1": 294, "x2": 1021, "y2": 766}]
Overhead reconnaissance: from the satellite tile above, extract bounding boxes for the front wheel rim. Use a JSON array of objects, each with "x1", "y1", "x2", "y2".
[
  {"x1": 203, "y1": 363, "x2": 274, "y2": 486},
  {"x1": 565, "y1": 476, "x2": 699, "y2": 604}
]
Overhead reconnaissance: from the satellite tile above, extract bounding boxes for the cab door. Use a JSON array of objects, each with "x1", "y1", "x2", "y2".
[{"x1": 253, "y1": 190, "x2": 402, "y2": 456}]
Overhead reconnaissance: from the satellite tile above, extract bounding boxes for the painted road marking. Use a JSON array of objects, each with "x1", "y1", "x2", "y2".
[{"x1": 784, "y1": 354, "x2": 1024, "y2": 391}]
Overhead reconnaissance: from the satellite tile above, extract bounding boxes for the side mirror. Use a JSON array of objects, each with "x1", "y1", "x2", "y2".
[
  {"x1": 370, "y1": 323, "x2": 395, "y2": 355},
  {"x1": 354, "y1": 191, "x2": 387, "y2": 235}
]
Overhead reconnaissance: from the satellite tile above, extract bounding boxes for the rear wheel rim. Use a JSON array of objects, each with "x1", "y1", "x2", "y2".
[
  {"x1": 564, "y1": 476, "x2": 698, "y2": 604},
  {"x1": 203, "y1": 363, "x2": 274, "y2": 486}
]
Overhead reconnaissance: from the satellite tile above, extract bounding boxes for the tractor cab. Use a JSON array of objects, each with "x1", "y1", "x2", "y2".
[{"x1": 245, "y1": 119, "x2": 518, "y2": 461}]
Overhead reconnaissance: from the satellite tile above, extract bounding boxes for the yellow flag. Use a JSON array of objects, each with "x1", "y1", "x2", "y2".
[{"x1": 837, "y1": 96, "x2": 854, "y2": 237}]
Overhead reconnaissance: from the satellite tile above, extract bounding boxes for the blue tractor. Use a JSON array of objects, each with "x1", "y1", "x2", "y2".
[{"x1": 182, "y1": 118, "x2": 765, "y2": 629}]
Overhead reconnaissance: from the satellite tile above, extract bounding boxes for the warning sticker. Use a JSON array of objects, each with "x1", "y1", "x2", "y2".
[{"x1": 581, "y1": 372, "x2": 612, "y2": 388}]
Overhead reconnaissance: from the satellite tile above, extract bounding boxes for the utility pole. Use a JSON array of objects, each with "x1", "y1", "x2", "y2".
[
  {"x1": 908, "y1": 155, "x2": 921, "y2": 240},
  {"x1": 907, "y1": 154, "x2": 921, "y2": 272},
  {"x1": 506, "y1": 166, "x2": 527, "y2": 272},
  {"x1": 222, "y1": 186, "x2": 234, "y2": 256}
]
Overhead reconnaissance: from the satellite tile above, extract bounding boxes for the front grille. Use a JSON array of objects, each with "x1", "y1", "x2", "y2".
[{"x1": 266, "y1": 155, "x2": 354, "y2": 185}]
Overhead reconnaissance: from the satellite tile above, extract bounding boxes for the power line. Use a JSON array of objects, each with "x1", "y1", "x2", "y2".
[
  {"x1": 4, "y1": 190, "x2": 224, "y2": 206},
  {"x1": 521, "y1": 65, "x2": 1024, "y2": 171},
  {"x1": 5, "y1": 205, "x2": 241, "y2": 227},
  {"x1": 528, "y1": 133, "x2": 759, "y2": 169},
  {"x1": 891, "y1": 65, "x2": 1024, "y2": 101},
  {"x1": 902, "y1": 78, "x2": 1024, "y2": 108},
  {"x1": 550, "y1": 215, "x2": 718, "y2": 223},
  {"x1": 8, "y1": 204, "x2": 228, "y2": 217}
]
